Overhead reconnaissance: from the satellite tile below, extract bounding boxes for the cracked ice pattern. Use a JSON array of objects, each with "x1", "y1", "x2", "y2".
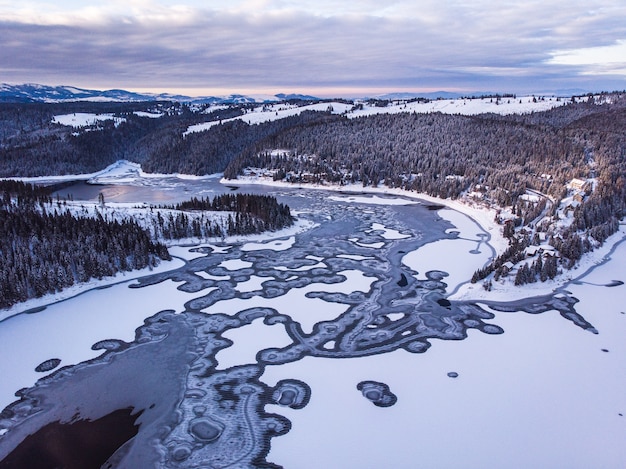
[{"x1": 0, "y1": 189, "x2": 596, "y2": 467}]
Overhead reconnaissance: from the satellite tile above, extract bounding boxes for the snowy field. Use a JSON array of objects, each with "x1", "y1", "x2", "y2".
[
  {"x1": 52, "y1": 112, "x2": 126, "y2": 128},
  {"x1": 184, "y1": 102, "x2": 354, "y2": 136},
  {"x1": 183, "y1": 96, "x2": 569, "y2": 136}
]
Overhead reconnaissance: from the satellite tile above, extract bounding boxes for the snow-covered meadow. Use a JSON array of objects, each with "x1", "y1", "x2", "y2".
[
  {"x1": 183, "y1": 95, "x2": 570, "y2": 136},
  {"x1": 52, "y1": 112, "x2": 126, "y2": 128}
]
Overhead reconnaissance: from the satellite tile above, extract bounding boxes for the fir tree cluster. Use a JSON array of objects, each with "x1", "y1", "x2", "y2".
[
  {"x1": 0, "y1": 181, "x2": 170, "y2": 309},
  {"x1": 154, "y1": 193, "x2": 294, "y2": 239}
]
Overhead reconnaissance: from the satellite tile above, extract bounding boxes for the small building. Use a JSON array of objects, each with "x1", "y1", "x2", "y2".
[
  {"x1": 563, "y1": 199, "x2": 580, "y2": 215},
  {"x1": 501, "y1": 262, "x2": 515, "y2": 276},
  {"x1": 543, "y1": 248, "x2": 560, "y2": 259},
  {"x1": 525, "y1": 246, "x2": 542, "y2": 257},
  {"x1": 568, "y1": 178, "x2": 592, "y2": 193}
]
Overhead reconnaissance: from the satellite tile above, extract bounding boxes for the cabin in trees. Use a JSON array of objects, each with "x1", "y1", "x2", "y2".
[
  {"x1": 568, "y1": 178, "x2": 592, "y2": 194},
  {"x1": 524, "y1": 244, "x2": 558, "y2": 259}
]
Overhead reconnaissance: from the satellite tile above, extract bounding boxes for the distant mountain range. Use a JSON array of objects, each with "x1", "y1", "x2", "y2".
[
  {"x1": 0, "y1": 83, "x2": 322, "y2": 104},
  {"x1": 0, "y1": 83, "x2": 594, "y2": 104}
]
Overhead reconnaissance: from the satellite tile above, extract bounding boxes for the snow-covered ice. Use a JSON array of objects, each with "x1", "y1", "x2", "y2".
[
  {"x1": 241, "y1": 236, "x2": 296, "y2": 252},
  {"x1": 0, "y1": 276, "x2": 192, "y2": 411},
  {"x1": 263, "y1": 248, "x2": 626, "y2": 468},
  {"x1": 1, "y1": 164, "x2": 624, "y2": 467},
  {"x1": 219, "y1": 259, "x2": 254, "y2": 270}
]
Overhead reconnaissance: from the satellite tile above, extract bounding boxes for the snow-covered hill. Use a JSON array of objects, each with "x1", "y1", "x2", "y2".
[
  {"x1": 348, "y1": 95, "x2": 571, "y2": 117},
  {"x1": 183, "y1": 95, "x2": 576, "y2": 136},
  {"x1": 0, "y1": 83, "x2": 154, "y2": 103},
  {"x1": 0, "y1": 83, "x2": 322, "y2": 104}
]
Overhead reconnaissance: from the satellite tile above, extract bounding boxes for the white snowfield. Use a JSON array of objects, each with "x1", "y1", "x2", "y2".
[
  {"x1": 183, "y1": 95, "x2": 572, "y2": 136},
  {"x1": 184, "y1": 102, "x2": 354, "y2": 136},
  {"x1": 133, "y1": 111, "x2": 163, "y2": 118},
  {"x1": 52, "y1": 113, "x2": 126, "y2": 128},
  {"x1": 47, "y1": 94, "x2": 582, "y2": 137},
  {"x1": 349, "y1": 95, "x2": 569, "y2": 118}
]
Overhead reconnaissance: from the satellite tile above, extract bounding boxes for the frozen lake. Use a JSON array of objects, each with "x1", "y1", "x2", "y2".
[{"x1": 1, "y1": 175, "x2": 625, "y2": 468}]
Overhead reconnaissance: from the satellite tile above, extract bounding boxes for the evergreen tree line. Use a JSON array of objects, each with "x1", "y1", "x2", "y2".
[
  {"x1": 154, "y1": 193, "x2": 294, "y2": 239},
  {"x1": 0, "y1": 181, "x2": 170, "y2": 309},
  {"x1": 223, "y1": 110, "x2": 592, "y2": 203},
  {"x1": 134, "y1": 111, "x2": 335, "y2": 175},
  {"x1": 514, "y1": 255, "x2": 559, "y2": 286},
  {"x1": 0, "y1": 101, "x2": 334, "y2": 178},
  {"x1": 223, "y1": 95, "x2": 626, "y2": 284},
  {"x1": 223, "y1": 96, "x2": 625, "y2": 207}
]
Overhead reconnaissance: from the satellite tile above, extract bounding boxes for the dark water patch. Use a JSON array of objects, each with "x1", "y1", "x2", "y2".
[
  {"x1": 23, "y1": 306, "x2": 46, "y2": 315},
  {"x1": 271, "y1": 380, "x2": 311, "y2": 410},
  {"x1": 91, "y1": 339, "x2": 127, "y2": 352},
  {"x1": 357, "y1": 381, "x2": 397, "y2": 407},
  {"x1": 485, "y1": 294, "x2": 597, "y2": 333},
  {"x1": 447, "y1": 372, "x2": 459, "y2": 378},
  {"x1": 34, "y1": 359, "x2": 61, "y2": 373},
  {"x1": 480, "y1": 324, "x2": 504, "y2": 335},
  {"x1": 397, "y1": 273, "x2": 408, "y2": 287},
  {"x1": 0, "y1": 407, "x2": 141, "y2": 469}
]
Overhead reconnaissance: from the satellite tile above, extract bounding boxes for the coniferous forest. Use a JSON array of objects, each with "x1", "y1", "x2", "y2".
[
  {"x1": 0, "y1": 181, "x2": 170, "y2": 309},
  {"x1": 0, "y1": 182, "x2": 293, "y2": 309},
  {"x1": 1, "y1": 92, "x2": 626, "y2": 304},
  {"x1": 147, "y1": 193, "x2": 294, "y2": 240}
]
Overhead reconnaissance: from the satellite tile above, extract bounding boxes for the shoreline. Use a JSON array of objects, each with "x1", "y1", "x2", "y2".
[
  {"x1": 0, "y1": 257, "x2": 186, "y2": 324},
  {"x1": 4, "y1": 164, "x2": 624, "y2": 317},
  {"x1": 222, "y1": 175, "x2": 508, "y2": 250},
  {"x1": 222, "y1": 175, "x2": 626, "y2": 302},
  {"x1": 0, "y1": 217, "x2": 316, "y2": 323}
]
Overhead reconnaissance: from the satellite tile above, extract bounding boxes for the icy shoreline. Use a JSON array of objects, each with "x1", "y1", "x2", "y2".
[
  {"x1": 0, "y1": 215, "x2": 315, "y2": 323},
  {"x1": 0, "y1": 257, "x2": 185, "y2": 323},
  {"x1": 222, "y1": 174, "x2": 626, "y2": 302},
  {"x1": 4, "y1": 160, "x2": 624, "y2": 318}
]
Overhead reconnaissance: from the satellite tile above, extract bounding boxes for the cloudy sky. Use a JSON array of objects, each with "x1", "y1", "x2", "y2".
[{"x1": 1, "y1": 0, "x2": 625, "y2": 97}]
